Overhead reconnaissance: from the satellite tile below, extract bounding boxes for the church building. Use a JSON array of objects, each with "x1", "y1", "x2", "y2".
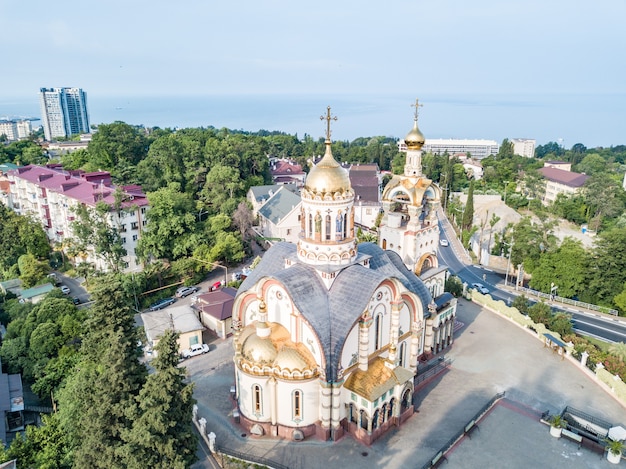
[{"x1": 231, "y1": 105, "x2": 456, "y2": 445}]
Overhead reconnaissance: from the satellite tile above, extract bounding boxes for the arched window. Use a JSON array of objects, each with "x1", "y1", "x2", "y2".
[
  {"x1": 399, "y1": 341, "x2": 407, "y2": 368},
  {"x1": 293, "y1": 390, "x2": 303, "y2": 420},
  {"x1": 325, "y1": 215, "x2": 331, "y2": 240},
  {"x1": 308, "y1": 213, "x2": 313, "y2": 238},
  {"x1": 343, "y1": 212, "x2": 348, "y2": 238},
  {"x1": 375, "y1": 314, "x2": 382, "y2": 350},
  {"x1": 382, "y1": 239, "x2": 387, "y2": 249},
  {"x1": 252, "y1": 384, "x2": 262, "y2": 413}
]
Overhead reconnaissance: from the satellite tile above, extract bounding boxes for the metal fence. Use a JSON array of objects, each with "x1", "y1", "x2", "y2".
[
  {"x1": 415, "y1": 358, "x2": 452, "y2": 386},
  {"x1": 419, "y1": 392, "x2": 506, "y2": 469},
  {"x1": 516, "y1": 286, "x2": 618, "y2": 316}
]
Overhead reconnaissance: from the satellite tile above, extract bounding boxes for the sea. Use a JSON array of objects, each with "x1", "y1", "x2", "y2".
[{"x1": 1, "y1": 92, "x2": 625, "y2": 148}]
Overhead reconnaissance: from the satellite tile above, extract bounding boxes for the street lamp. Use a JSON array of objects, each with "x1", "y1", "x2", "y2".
[
  {"x1": 192, "y1": 258, "x2": 228, "y2": 287},
  {"x1": 504, "y1": 239, "x2": 513, "y2": 287}
]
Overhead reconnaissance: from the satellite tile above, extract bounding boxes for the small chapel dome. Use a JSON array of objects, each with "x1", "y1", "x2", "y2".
[
  {"x1": 405, "y1": 119, "x2": 425, "y2": 150},
  {"x1": 274, "y1": 345, "x2": 309, "y2": 372},
  {"x1": 241, "y1": 333, "x2": 277, "y2": 364},
  {"x1": 305, "y1": 144, "x2": 351, "y2": 195}
]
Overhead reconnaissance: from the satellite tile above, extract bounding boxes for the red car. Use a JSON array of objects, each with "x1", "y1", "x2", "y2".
[{"x1": 210, "y1": 281, "x2": 223, "y2": 292}]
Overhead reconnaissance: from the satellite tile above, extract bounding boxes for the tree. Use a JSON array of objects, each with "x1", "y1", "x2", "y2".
[
  {"x1": 528, "y1": 301, "x2": 551, "y2": 325},
  {"x1": 137, "y1": 183, "x2": 197, "y2": 261},
  {"x1": 72, "y1": 202, "x2": 127, "y2": 271},
  {"x1": 123, "y1": 330, "x2": 197, "y2": 468},
  {"x1": 615, "y1": 283, "x2": 626, "y2": 315},
  {"x1": 528, "y1": 238, "x2": 590, "y2": 298},
  {"x1": 87, "y1": 122, "x2": 149, "y2": 183},
  {"x1": 589, "y1": 227, "x2": 626, "y2": 306},
  {"x1": 232, "y1": 201, "x2": 254, "y2": 240},
  {"x1": 512, "y1": 294, "x2": 530, "y2": 315},
  {"x1": 583, "y1": 175, "x2": 625, "y2": 232},
  {"x1": 57, "y1": 274, "x2": 146, "y2": 468},
  {"x1": 17, "y1": 253, "x2": 48, "y2": 288},
  {"x1": 461, "y1": 180, "x2": 475, "y2": 232},
  {"x1": 200, "y1": 164, "x2": 244, "y2": 214}
]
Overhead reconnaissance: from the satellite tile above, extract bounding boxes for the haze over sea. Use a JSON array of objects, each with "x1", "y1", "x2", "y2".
[{"x1": 2, "y1": 92, "x2": 625, "y2": 149}]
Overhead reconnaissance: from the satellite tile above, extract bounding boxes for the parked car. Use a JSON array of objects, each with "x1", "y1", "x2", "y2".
[
  {"x1": 472, "y1": 283, "x2": 489, "y2": 294},
  {"x1": 439, "y1": 239, "x2": 449, "y2": 247},
  {"x1": 60, "y1": 285, "x2": 71, "y2": 294},
  {"x1": 175, "y1": 286, "x2": 199, "y2": 298},
  {"x1": 181, "y1": 343, "x2": 210, "y2": 359},
  {"x1": 47, "y1": 273, "x2": 61, "y2": 286},
  {"x1": 149, "y1": 297, "x2": 177, "y2": 311},
  {"x1": 72, "y1": 297, "x2": 81, "y2": 305},
  {"x1": 210, "y1": 281, "x2": 223, "y2": 292}
]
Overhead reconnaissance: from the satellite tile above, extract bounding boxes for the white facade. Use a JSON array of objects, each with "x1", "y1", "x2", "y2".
[
  {"x1": 6, "y1": 165, "x2": 147, "y2": 272},
  {"x1": 352, "y1": 201, "x2": 380, "y2": 230},
  {"x1": 404, "y1": 138, "x2": 499, "y2": 160},
  {"x1": 511, "y1": 138, "x2": 536, "y2": 158},
  {"x1": 0, "y1": 121, "x2": 18, "y2": 141}
]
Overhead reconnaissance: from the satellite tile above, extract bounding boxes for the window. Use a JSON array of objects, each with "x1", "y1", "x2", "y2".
[
  {"x1": 253, "y1": 385, "x2": 262, "y2": 413},
  {"x1": 132, "y1": 234, "x2": 138, "y2": 241},
  {"x1": 121, "y1": 237, "x2": 126, "y2": 244},
  {"x1": 142, "y1": 220, "x2": 147, "y2": 226},
  {"x1": 119, "y1": 224, "x2": 127, "y2": 233},
  {"x1": 131, "y1": 222, "x2": 138, "y2": 230},
  {"x1": 293, "y1": 390, "x2": 302, "y2": 420},
  {"x1": 375, "y1": 314, "x2": 382, "y2": 350},
  {"x1": 189, "y1": 335, "x2": 199, "y2": 346},
  {"x1": 141, "y1": 207, "x2": 146, "y2": 214}
]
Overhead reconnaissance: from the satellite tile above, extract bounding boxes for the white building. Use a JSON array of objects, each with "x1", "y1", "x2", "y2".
[
  {"x1": 401, "y1": 138, "x2": 499, "y2": 160},
  {"x1": 230, "y1": 107, "x2": 456, "y2": 445},
  {"x1": 349, "y1": 163, "x2": 381, "y2": 230},
  {"x1": 0, "y1": 121, "x2": 18, "y2": 141},
  {"x1": 511, "y1": 138, "x2": 536, "y2": 158},
  {"x1": 5, "y1": 164, "x2": 148, "y2": 272},
  {"x1": 256, "y1": 186, "x2": 302, "y2": 244}
]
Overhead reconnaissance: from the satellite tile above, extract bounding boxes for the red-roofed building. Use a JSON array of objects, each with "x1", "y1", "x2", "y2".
[
  {"x1": 349, "y1": 163, "x2": 381, "y2": 229},
  {"x1": 538, "y1": 163, "x2": 589, "y2": 204},
  {"x1": 6, "y1": 164, "x2": 149, "y2": 272},
  {"x1": 192, "y1": 287, "x2": 237, "y2": 338},
  {"x1": 269, "y1": 157, "x2": 306, "y2": 188}
]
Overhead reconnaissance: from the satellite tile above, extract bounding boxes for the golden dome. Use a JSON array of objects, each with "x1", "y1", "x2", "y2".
[
  {"x1": 274, "y1": 346, "x2": 309, "y2": 371},
  {"x1": 241, "y1": 333, "x2": 277, "y2": 364},
  {"x1": 305, "y1": 143, "x2": 351, "y2": 194},
  {"x1": 405, "y1": 119, "x2": 425, "y2": 150}
]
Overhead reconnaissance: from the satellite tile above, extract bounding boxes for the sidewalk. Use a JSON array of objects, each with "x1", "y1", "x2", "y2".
[{"x1": 188, "y1": 299, "x2": 626, "y2": 469}]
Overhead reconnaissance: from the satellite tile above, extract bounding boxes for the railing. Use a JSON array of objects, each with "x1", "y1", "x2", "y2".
[
  {"x1": 419, "y1": 392, "x2": 506, "y2": 469},
  {"x1": 215, "y1": 444, "x2": 290, "y2": 469},
  {"x1": 415, "y1": 358, "x2": 452, "y2": 386},
  {"x1": 516, "y1": 286, "x2": 618, "y2": 316}
]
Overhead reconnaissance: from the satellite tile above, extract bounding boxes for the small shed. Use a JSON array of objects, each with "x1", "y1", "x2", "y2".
[
  {"x1": 141, "y1": 305, "x2": 205, "y2": 356},
  {"x1": 18, "y1": 283, "x2": 54, "y2": 304},
  {"x1": 193, "y1": 287, "x2": 237, "y2": 339}
]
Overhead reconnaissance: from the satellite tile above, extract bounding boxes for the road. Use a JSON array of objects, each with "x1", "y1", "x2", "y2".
[{"x1": 437, "y1": 218, "x2": 626, "y2": 344}]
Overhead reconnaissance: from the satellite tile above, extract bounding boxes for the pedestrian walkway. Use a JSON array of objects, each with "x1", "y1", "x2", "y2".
[{"x1": 189, "y1": 299, "x2": 626, "y2": 469}]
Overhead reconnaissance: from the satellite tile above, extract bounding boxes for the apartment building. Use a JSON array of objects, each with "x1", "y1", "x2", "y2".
[
  {"x1": 39, "y1": 87, "x2": 90, "y2": 141},
  {"x1": 399, "y1": 138, "x2": 499, "y2": 160},
  {"x1": 6, "y1": 164, "x2": 148, "y2": 272},
  {"x1": 511, "y1": 138, "x2": 536, "y2": 158},
  {"x1": 538, "y1": 161, "x2": 588, "y2": 205}
]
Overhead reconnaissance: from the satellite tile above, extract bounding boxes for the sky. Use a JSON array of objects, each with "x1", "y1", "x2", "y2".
[{"x1": 1, "y1": 0, "x2": 625, "y2": 147}]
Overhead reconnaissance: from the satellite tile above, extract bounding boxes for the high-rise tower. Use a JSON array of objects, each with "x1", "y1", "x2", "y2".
[{"x1": 39, "y1": 87, "x2": 90, "y2": 141}]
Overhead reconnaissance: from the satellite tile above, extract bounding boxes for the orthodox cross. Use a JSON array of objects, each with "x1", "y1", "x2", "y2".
[
  {"x1": 411, "y1": 98, "x2": 423, "y2": 121},
  {"x1": 320, "y1": 106, "x2": 338, "y2": 140}
]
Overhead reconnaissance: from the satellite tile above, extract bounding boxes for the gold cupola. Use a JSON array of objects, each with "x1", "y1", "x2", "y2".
[
  {"x1": 404, "y1": 98, "x2": 425, "y2": 150},
  {"x1": 304, "y1": 106, "x2": 351, "y2": 195}
]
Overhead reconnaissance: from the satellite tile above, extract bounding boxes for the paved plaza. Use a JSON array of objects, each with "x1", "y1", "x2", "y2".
[{"x1": 188, "y1": 299, "x2": 626, "y2": 469}]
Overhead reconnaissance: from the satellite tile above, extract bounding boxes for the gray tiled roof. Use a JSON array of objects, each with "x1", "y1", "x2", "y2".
[
  {"x1": 237, "y1": 241, "x2": 432, "y2": 382},
  {"x1": 258, "y1": 187, "x2": 301, "y2": 224}
]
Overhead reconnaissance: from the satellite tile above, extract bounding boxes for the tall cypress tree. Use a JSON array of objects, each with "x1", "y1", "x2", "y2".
[
  {"x1": 57, "y1": 274, "x2": 147, "y2": 468},
  {"x1": 124, "y1": 329, "x2": 197, "y2": 469},
  {"x1": 462, "y1": 180, "x2": 475, "y2": 232}
]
